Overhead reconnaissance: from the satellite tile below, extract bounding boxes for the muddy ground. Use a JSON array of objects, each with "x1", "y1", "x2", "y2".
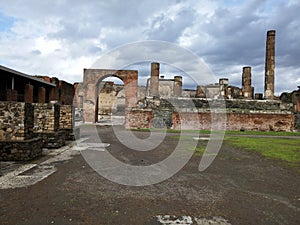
[{"x1": 0, "y1": 125, "x2": 299, "y2": 225}]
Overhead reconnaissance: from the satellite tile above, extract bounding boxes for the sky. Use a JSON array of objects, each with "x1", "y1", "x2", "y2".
[{"x1": 0, "y1": 0, "x2": 299, "y2": 95}]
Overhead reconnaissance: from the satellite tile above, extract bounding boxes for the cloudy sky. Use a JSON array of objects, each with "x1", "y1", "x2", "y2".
[{"x1": 0, "y1": 0, "x2": 299, "y2": 95}]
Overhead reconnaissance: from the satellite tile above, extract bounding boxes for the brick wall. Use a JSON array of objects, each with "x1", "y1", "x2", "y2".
[
  {"x1": 126, "y1": 109, "x2": 153, "y2": 129},
  {"x1": 127, "y1": 98, "x2": 296, "y2": 131},
  {"x1": 172, "y1": 112, "x2": 294, "y2": 132}
]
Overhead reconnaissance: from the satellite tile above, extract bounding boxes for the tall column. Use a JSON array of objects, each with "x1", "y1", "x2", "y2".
[
  {"x1": 173, "y1": 76, "x2": 182, "y2": 97},
  {"x1": 150, "y1": 62, "x2": 159, "y2": 97},
  {"x1": 24, "y1": 84, "x2": 33, "y2": 103},
  {"x1": 264, "y1": 30, "x2": 276, "y2": 99},
  {"x1": 242, "y1": 66, "x2": 253, "y2": 99},
  {"x1": 38, "y1": 87, "x2": 46, "y2": 103}
]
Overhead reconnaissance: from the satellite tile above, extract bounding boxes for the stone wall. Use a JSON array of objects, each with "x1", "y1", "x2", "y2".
[
  {"x1": 0, "y1": 102, "x2": 34, "y2": 141},
  {"x1": 33, "y1": 103, "x2": 60, "y2": 133},
  {"x1": 59, "y1": 105, "x2": 79, "y2": 140},
  {"x1": 60, "y1": 105, "x2": 74, "y2": 129},
  {"x1": 0, "y1": 101, "x2": 43, "y2": 161},
  {"x1": 33, "y1": 103, "x2": 65, "y2": 148}
]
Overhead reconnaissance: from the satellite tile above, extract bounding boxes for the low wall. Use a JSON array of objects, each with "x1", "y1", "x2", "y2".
[
  {"x1": 172, "y1": 112, "x2": 294, "y2": 132},
  {"x1": 0, "y1": 102, "x2": 78, "y2": 160},
  {"x1": 38, "y1": 130, "x2": 65, "y2": 148},
  {"x1": 0, "y1": 137, "x2": 42, "y2": 161},
  {"x1": 126, "y1": 109, "x2": 153, "y2": 129},
  {"x1": 128, "y1": 97, "x2": 296, "y2": 131}
]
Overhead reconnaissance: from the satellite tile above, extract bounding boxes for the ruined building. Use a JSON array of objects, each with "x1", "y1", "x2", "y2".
[
  {"x1": 79, "y1": 30, "x2": 299, "y2": 131},
  {"x1": 0, "y1": 66, "x2": 78, "y2": 161}
]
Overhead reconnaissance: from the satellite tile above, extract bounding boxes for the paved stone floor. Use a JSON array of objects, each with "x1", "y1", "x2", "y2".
[{"x1": 0, "y1": 125, "x2": 299, "y2": 225}]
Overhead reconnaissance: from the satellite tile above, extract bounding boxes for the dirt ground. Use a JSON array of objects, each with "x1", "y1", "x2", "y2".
[{"x1": 0, "y1": 125, "x2": 299, "y2": 225}]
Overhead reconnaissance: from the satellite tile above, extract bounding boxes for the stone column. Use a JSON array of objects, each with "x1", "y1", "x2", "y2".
[
  {"x1": 242, "y1": 66, "x2": 253, "y2": 99},
  {"x1": 264, "y1": 30, "x2": 276, "y2": 99},
  {"x1": 38, "y1": 87, "x2": 46, "y2": 103},
  {"x1": 24, "y1": 84, "x2": 33, "y2": 103},
  {"x1": 150, "y1": 62, "x2": 159, "y2": 97},
  {"x1": 173, "y1": 76, "x2": 182, "y2": 97}
]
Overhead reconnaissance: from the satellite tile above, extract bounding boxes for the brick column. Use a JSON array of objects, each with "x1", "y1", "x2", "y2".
[
  {"x1": 24, "y1": 84, "x2": 33, "y2": 103},
  {"x1": 49, "y1": 87, "x2": 56, "y2": 102},
  {"x1": 150, "y1": 62, "x2": 159, "y2": 96},
  {"x1": 264, "y1": 30, "x2": 276, "y2": 99},
  {"x1": 6, "y1": 89, "x2": 18, "y2": 101},
  {"x1": 38, "y1": 87, "x2": 46, "y2": 103}
]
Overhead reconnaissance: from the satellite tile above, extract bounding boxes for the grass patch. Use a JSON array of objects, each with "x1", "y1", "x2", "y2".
[
  {"x1": 225, "y1": 136, "x2": 300, "y2": 167},
  {"x1": 225, "y1": 130, "x2": 300, "y2": 136},
  {"x1": 194, "y1": 146, "x2": 206, "y2": 155},
  {"x1": 131, "y1": 128, "x2": 300, "y2": 136}
]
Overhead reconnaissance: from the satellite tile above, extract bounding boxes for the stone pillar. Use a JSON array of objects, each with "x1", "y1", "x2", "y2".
[
  {"x1": 242, "y1": 66, "x2": 253, "y2": 99},
  {"x1": 264, "y1": 30, "x2": 276, "y2": 99},
  {"x1": 150, "y1": 62, "x2": 159, "y2": 97},
  {"x1": 219, "y1": 78, "x2": 229, "y2": 98},
  {"x1": 173, "y1": 76, "x2": 182, "y2": 97},
  {"x1": 38, "y1": 87, "x2": 46, "y2": 103},
  {"x1": 6, "y1": 89, "x2": 18, "y2": 101},
  {"x1": 24, "y1": 84, "x2": 34, "y2": 103}
]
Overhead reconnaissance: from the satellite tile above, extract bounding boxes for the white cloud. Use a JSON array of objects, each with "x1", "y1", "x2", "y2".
[{"x1": 0, "y1": 0, "x2": 298, "y2": 94}]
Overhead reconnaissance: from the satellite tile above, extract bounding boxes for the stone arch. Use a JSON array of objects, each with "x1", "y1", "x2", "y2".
[{"x1": 82, "y1": 69, "x2": 138, "y2": 125}]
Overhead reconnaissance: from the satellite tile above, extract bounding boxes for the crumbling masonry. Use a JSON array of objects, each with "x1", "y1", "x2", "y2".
[{"x1": 78, "y1": 30, "x2": 299, "y2": 132}]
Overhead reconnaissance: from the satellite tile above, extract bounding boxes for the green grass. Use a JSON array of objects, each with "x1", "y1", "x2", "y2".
[
  {"x1": 224, "y1": 130, "x2": 300, "y2": 136},
  {"x1": 225, "y1": 136, "x2": 300, "y2": 167}
]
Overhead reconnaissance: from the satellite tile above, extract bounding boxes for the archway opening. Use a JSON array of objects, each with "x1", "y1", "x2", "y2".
[{"x1": 96, "y1": 75, "x2": 125, "y2": 125}]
